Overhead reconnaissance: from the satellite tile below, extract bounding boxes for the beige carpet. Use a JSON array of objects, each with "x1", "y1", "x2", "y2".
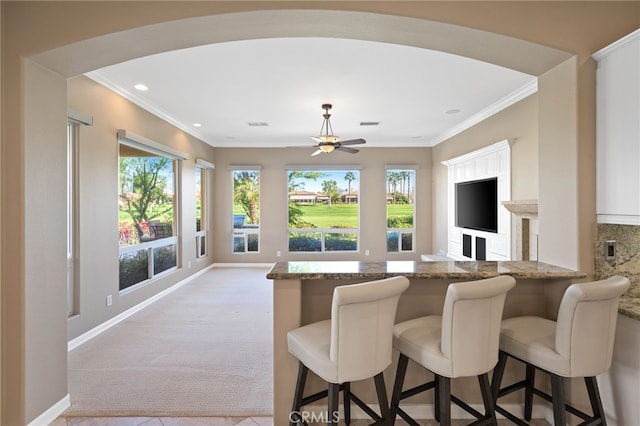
[{"x1": 65, "y1": 267, "x2": 273, "y2": 417}]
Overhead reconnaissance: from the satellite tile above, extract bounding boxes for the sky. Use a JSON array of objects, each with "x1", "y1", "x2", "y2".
[{"x1": 290, "y1": 170, "x2": 359, "y2": 193}]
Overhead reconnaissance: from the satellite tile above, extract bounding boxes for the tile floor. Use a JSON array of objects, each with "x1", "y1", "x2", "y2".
[
  {"x1": 52, "y1": 417, "x2": 549, "y2": 425},
  {"x1": 50, "y1": 417, "x2": 272, "y2": 426}
]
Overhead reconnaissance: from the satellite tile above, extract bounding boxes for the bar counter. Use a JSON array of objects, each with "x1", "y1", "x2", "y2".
[
  {"x1": 267, "y1": 260, "x2": 586, "y2": 424},
  {"x1": 267, "y1": 260, "x2": 584, "y2": 281}
]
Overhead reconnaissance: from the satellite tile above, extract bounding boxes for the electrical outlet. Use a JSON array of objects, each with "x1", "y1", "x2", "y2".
[
  {"x1": 106, "y1": 294, "x2": 113, "y2": 307},
  {"x1": 276, "y1": 250, "x2": 281, "y2": 257},
  {"x1": 605, "y1": 240, "x2": 617, "y2": 261},
  {"x1": 365, "y1": 249, "x2": 370, "y2": 256}
]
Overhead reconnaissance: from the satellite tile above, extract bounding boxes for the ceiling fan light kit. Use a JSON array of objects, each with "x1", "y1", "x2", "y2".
[{"x1": 311, "y1": 103, "x2": 366, "y2": 156}]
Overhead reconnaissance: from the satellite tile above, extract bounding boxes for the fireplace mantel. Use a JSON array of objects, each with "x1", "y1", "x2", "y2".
[{"x1": 502, "y1": 200, "x2": 538, "y2": 217}]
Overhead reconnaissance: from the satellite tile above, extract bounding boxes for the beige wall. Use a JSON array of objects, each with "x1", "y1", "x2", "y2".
[
  {"x1": 432, "y1": 94, "x2": 539, "y2": 256},
  {"x1": 2, "y1": 2, "x2": 639, "y2": 424},
  {"x1": 212, "y1": 147, "x2": 432, "y2": 263},
  {"x1": 66, "y1": 76, "x2": 216, "y2": 341},
  {"x1": 538, "y1": 56, "x2": 598, "y2": 273}
]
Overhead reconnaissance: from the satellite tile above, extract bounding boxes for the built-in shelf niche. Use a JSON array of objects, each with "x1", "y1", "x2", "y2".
[{"x1": 443, "y1": 140, "x2": 512, "y2": 261}]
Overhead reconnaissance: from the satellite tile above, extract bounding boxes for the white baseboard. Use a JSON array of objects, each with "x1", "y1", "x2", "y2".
[
  {"x1": 27, "y1": 394, "x2": 70, "y2": 426},
  {"x1": 68, "y1": 264, "x2": 215, "y2": 351},
  {"x1": 212, "y1": 262, "x2": 274, "y2": 268}
]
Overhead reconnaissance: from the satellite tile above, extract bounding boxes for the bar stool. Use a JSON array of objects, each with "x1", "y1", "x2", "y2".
[
  {"x1": 287, "y1": 276, "x2": 410, "y2": 425},
  {"x1": 491, "y1": 275, "x2": 630, "y2": 426},
  {"x1": 390, "y1": 275, "x2": 516, "y2": 426}
]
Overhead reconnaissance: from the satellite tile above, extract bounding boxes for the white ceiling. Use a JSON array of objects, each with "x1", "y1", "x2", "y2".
[{"x1": 86, "y1": 37, "x2": 537, "y2": 149}]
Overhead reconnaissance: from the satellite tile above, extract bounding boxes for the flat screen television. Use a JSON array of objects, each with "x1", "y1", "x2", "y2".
[{"x1": 455, "y1": 177, "x2": 498, "y2": 233}]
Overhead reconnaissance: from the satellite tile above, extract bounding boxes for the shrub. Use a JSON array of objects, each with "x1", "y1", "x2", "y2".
[
  {"x1": 119, "y1": 250, "x2": 149, "y2": 290},
  {"x1": 387, "y1": 215, "x2": 414, "y2": 228}
]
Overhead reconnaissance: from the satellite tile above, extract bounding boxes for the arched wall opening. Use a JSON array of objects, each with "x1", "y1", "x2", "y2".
[{"x1": 3, "y1": 6, "x2": 601, "y2": 425}]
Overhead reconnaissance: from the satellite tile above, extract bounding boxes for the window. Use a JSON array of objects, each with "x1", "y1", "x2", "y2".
[
  {"x1": 66, "y1": 122, "x2": 79, "y2": 316},
  {"x1": 195, "y1": 166, "x2": 207, "y2": 258},
  {"x1": 118, "y1": 131, "x2": 184, "y2": 290},
  {"x1": 386, "y1": 168, "x2": 415, "y2": 252},
  {"x1": 288, "y1": 169, "x2": 359, "y2": 252},
  {"x1": 67, "y1": 109, "x2": 92, "y2": 316},
  {"x1": 232, "y1": 169, "x2": 260, "y2": 253}
]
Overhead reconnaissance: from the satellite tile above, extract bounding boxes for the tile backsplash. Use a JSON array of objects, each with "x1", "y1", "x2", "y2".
[{"x1": 595, "y1": 224, "x2": 640, "y2": 298}]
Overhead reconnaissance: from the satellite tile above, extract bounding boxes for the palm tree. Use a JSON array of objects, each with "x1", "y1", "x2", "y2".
[
  {"x1": 344, "y1": 171, "x2": 356, "y2": 204},
  {"x1": 387, "y1": 172, "x2": 401, "y2": 203},
  {"x1": 400, "y1": 171, "x2": 410, "y2": 198},
  {"x1": 233, "y1": 171, "x2": 260, "y2": 225}
]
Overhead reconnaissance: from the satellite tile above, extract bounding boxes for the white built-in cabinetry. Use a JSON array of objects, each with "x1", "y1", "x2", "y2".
[
  {"x1": 594, "y1": 29, "x2": 640, "y2": 225},
  {"x1": 443, "y1": 140, "x2": 511, "y2": 260}
]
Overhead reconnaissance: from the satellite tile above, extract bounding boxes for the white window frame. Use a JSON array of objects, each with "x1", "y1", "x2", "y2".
[
  {"x1": 66, "y1": 109, "x2": 92, "y2": 317},
  {"x1": 286, "y1": 165, "x2": 361, "y2": 253},
  {"x1": 386, "y1": 165, "x2": 417, "y2": 253},
  {"x1": 117, "y1": 130, "x2": 186, "y2": 291},
  {"x1": 230, "y1": 166, "x2": 261, "y2": 254},
  {"x1": 195, "y1": 158, "x2": 214, "y2": 259}
]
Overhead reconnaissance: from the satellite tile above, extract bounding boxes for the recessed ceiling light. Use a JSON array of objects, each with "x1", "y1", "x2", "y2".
[
  {"x1": 445, "y1": 109, "x2": 461, "y2": 115},
  {"x1": 247, "y1": 122, "x2": 268, "y2": 127},
  {"x1": 193, "y1": 123, "x2": 202, "y2": 128},
  {"x1": 360, "y1": 121, "x2": 380, "y2": 126},
  {"x1": 134, "y1": 83, "x2": 149, "y2": 91}
]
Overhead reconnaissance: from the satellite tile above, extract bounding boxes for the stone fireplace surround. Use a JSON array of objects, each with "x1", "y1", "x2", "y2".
[{"x1": 502, "y1": 200, "x2": 538, "y2": 260}]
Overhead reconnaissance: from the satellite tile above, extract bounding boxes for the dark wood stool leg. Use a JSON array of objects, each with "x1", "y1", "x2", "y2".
[
  {"x1": 550, "y1": 373, "x2": 567, "y2": 426},
  {"x1": 328, "y1": 382, "x2": 340, "y2": 425},
  {"x1": 374, "y1": 372, "x2": 391, "y2": 424},
  {"x1": 437, "y1": 375, "x2": 451, "y2": 426},
  {"x1": 491, "y1": 350, "x2": 508, "y2": 402},
  {"x1": 343, "y1": 381, "x2": 351, "y2": 424},
  {"x1": 434, "y1": 374, "x2": 441, "y2": 422},
  {"x1": 291, "y1": 362, "x2": 308, "y2": 426},
  {"x1": 585, "y1": 376, "x2": 607, "y2": 425},
  {"x1": 524, "y1": 363, "x2": 535, "y2": 420},
  {"x1": 390, "y1": 353, "x2": 409, "y2": 421},
  {"x1": 479, "y1": 373, "x2": 497, "y2": 424}
]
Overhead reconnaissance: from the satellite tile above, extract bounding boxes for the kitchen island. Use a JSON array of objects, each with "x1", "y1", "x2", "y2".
[{"x1": 267, "y1": 260, "x2": 586, "y2": 424}]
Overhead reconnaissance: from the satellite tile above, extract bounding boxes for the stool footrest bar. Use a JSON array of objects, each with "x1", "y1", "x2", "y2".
[
  {"x1": 349, "y1": 393, "x2": 382, "y2": 421},
  {"x1": 399, "y1": 380, "x2": 436, "y2": 400}
]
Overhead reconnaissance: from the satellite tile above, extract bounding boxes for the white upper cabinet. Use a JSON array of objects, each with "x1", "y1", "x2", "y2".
[{"x1": 594, "y1": 29, "x2": 640, "y2": 225}]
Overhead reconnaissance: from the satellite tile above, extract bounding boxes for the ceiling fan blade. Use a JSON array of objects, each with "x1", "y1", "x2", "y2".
[
  {"x1": 311, "y1": 136, "x2": 324, "y2": 143},
  {"x1": 337, "y1": 138, "x2": 366, "y2": 146},
  {"x1": 337, "y1": 146, "x2": 359, "y2": 154},
  {"x1": 311, "y1": 149, "x2": 324, "y2": 156}
]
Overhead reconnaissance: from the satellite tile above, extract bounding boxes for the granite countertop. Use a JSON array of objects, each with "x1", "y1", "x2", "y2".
[
  {"x1": 618, "y1": 298, "x2": 640, "y2": 321},
  {"x1": 266, "y1": 260, "x2": 586, "y2": 281}
]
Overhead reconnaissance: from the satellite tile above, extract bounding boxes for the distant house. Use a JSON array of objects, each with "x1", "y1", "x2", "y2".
[
  {"x1": 341, "y1": 190, "x2": 359, "y2": 203},
  {"x1": 315, "y1": 193, "x2": 330, "y2": 204},
  {"x1": 289, "y1": 191, "x2": 318, "y2": 203}
]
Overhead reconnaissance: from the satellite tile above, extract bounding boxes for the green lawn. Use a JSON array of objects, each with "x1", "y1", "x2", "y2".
[
  {"x1": 387, "y1": 204, "x2": 413, "y2": 218},
  {"x1": 231, "y1": 202, "x2": 414, "y2": 228},
  {"x1": 292, "y1": 203, "x2": 413, "y2": 228}
]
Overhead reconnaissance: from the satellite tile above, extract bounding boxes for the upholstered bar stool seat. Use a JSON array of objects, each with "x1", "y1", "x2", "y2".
[
  {"x1": 492, "y1": 275, "x2": 630, "y2": 426},
  {"x1": 287, "y1": 276, "x2": 410, "y2": 426},
  {"x1": 390, "y1": 275, "x2": 516, "y2": 426}
]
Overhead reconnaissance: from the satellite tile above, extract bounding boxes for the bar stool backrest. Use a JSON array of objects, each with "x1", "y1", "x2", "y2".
[
  {"x1": 330, "y1": 276, "x2": 410, "y2": 382},
  {"x1": 441, "y1": 275, "x2": 516, "y2": 378},
  {"x1": 554, "y1": 275, "x2": 630, "y2": 377}
]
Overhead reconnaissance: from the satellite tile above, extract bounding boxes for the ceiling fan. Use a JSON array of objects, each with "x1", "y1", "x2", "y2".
[{"x1": 311, "y1": 103, "x2": 366, "y2": 156}]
